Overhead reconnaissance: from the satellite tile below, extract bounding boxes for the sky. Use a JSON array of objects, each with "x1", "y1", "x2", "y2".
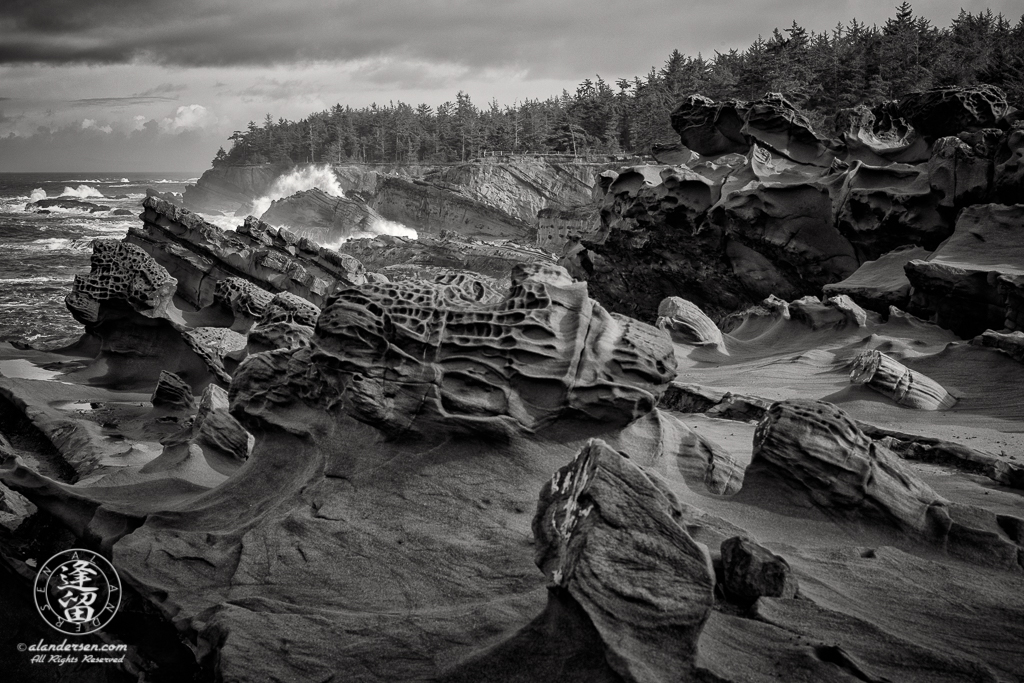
[{"x1": 1, "y1": 0, "x2": 1020, "y2": 172}]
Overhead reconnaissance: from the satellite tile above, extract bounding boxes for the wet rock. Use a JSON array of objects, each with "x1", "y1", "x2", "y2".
[
  {"x1": 898, "y1": 85, "x2": 1009, "y2": 139},
  {"x1": 370, "y1": 175, "x2": 534, "y2": 241},
  {"x1": 258, "y1": 187, "x2": 386, "y2": 244},
  {"x1": 130, "y1": 196, "x2": 367, "y2": 309},
  {"x1": 533, "y1": 439, "x2": 715, "y2": 681},
  {"x1": 183, "y1": 163, "x2": 284, "y2": 213},
  {"x1": 151, "y1": 371, "x2": 196, "y2": 410},
  {"x1": 720, "y1": 536, "x2": 798, "y2": 605},
  {"x1": 850, "y1": 350, "x2": 956, "y2": 410}
]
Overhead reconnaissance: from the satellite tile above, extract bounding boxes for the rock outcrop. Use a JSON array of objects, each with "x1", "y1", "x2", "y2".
[
  {"x1": 335, "y1": 230, "x2": 555, "y2": 284},
  {"x1": 129, "y1": 196, "x2": 367, "y2": 309},
  {"x1": 232, "y1": 263, "x2": 677, "y2": 440},
  {"x1": 532, "y1": 439, "x2": 715, "y2": 681},
  {"x1": 370, "y1": 175, "x2": 535, "y2": 241},
  {"x1": 746, "y1": 400, "x2": 1023, "y2": 569},
  {"x1": 905, "y1": 203, "x2": 1024, "y2": 337},
  {"x1": 182, "y1": 164, "x2": 284, "y2": 214},
  {"x1": 897, "y1": 85, "x2": 1009, "y2": 139},
  {"x1": 258, "y1": 187, "x2": 386, "y2": 243}
]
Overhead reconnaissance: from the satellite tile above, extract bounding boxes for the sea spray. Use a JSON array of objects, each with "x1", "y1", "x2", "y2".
[
  {"x1": 251, "y1": 165, "x2": 346, "y2": 218},
  {"x1": 320, "y1": 218, "x2": 418, "y2": 250},
  {"x1": 29, "y1": 188, "x2": 47, "y2": 203},
  {"x1": 59, "y1": 185, "x2": 105, "y2": 199}
]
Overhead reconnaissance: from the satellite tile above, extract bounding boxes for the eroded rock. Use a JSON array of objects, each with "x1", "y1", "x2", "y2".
[
  {"x1": 533, "y1": 439, "x2": 715, "y2": 681},
  {"x1": 720, "y1": 536, "x2": 798, "y2": 606},
  {"x1": 850, "y1": 350, "x2": 956, "y2": 410}
]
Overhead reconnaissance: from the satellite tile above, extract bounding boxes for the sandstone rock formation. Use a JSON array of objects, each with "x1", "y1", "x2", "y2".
[
  {"x1": 720, "y1": 536, "x2": 798, "y2": 606},
  {"x1": 897, "y1": 85, "x2": 1009, "y2": 139},
  {"x1": 182, "y1": 163, "x2": 285, "y2": 213},
  {"x1": 823, "y1": 244, "x2": 929, "y2": 314},
  {"x1": 656, "y1": 296, "x2": 725, "y2": 348},
  {"x1": 905, "y1": 203, "x2": 1024, "y2": 337},
  {"x1": 335, "y1": 230, "x2": 554, "y2": 284},
  {"x1": 232, "y1": 263, "x2": 677, "y2": 440},
  {"x1": 370, "y1": 175, "x2": 535, "y2": 241},
  {"x1": 258, "y1": 186, "x2": 386, "y2": 243},
  {"x1": 151, "y1": 370, "x2": 196, "y2": 410},
  {"x1": 130, "y1": 196, "x2": 366, "y2": 309},
  {"x1": 746, "y1": 400, "x2": 1022, "y2": 569},
  {"x1": 532, "y1": 439, "x2": 715, "y2": 681},
  {"x1": 850, "y1": 350, "x2": 957, "y2": 410}
]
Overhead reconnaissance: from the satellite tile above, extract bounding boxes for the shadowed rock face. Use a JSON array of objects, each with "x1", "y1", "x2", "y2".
[
  {"x1": 905, "y1": 203, "x2": 1024, "y2": 337},
  {"x1": 232, "y1": 263, "x2": 678, "y2": 440},
  {"x1": 64, "y1": 240, "x2": 230, "y2": 388},
  {"x1": 898, "y1": 85, "x2": 1009, "y2": 139},
  {"x1": 532, "y1": 439, "x2": 715, "y2": 682}
]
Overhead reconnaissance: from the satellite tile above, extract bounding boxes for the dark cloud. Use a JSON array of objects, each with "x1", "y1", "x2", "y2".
[{"x1": 4, "y1": 0, "x2": 1017, "y2": 80}]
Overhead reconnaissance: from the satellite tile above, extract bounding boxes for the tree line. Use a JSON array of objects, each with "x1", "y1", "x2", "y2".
[{"x1": 213, "y1": 5, "x2": 1024, "y2": 167}]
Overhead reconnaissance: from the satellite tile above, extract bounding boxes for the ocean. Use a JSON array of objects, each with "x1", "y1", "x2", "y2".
[{"x1": 0, "y1": 172, "x2": 199, "y2": 347}]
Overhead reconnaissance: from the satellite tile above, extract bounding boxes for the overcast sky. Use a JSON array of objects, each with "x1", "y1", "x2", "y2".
[{"x1": 1, "y1": 0, "x2": 1019, "y2": 172}]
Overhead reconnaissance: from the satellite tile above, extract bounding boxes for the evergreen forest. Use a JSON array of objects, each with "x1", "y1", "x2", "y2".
[{"x1": 213, "y1": 5, "x2": 1024, "y2": 167}]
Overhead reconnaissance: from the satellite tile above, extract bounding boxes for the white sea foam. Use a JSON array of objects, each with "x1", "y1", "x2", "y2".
[
  {"x1": 27, "y1": 237, "x2": 95, "y2": 251},
  {"x1": 29, "y1": 188, "x2": 47, "y2": 202},
  {"x1": 321, "y1": 218, "x2": 418, "y2": 249},
  {"x1": 0, "y1": 275, "x2": 69, "y2": 283},
  {"x1": 60, "y1": 184, "x2": 104, "y2": 199},
  {"x1": 251, "y1": 165, "x2": 345, "y2": 218}
]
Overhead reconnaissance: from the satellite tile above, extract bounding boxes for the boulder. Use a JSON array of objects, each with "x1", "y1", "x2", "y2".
[
  {"x1": 720, "y1": 536, "x2": 798, "y2": 605},
  {"x1": 850, "y1": 350, "x2": 956, "y2": 410},
  {"x1": 747, "y1": 400, "x2": 1023, "y2": 569},
  {"x1": 533, "y1": 439, "x2": 715, "y2": 681},
  {"x1": 656, "y1": 296, "x2": 724, "y2": 348},
  {"x1": 151, "y1": 371, "x2": 196, "y2": 410}
]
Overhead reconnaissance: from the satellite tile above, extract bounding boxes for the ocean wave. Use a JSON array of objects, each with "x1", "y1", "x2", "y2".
[
  {"x1": 0, "y1": 275, "x2": 73, "y2": 284},
  {"x1": 27, "y1": 237, "x2": 96, "y2": 252},
  {"x1": 59, "y1": 184, "x2": 105, "y2": 199}
]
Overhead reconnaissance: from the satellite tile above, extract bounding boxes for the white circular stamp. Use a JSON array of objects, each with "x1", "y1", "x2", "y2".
[{"x1": 34, "y1": 548, "x2": 121, "y2": 636}]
